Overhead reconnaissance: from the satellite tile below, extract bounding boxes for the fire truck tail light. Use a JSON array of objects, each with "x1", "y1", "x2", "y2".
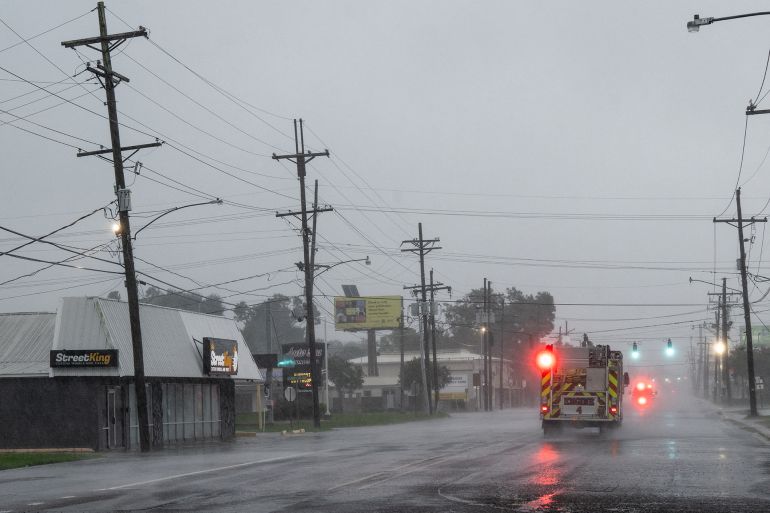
[
  {"x1": 536, "y1": 349, "x2": 555, "y2": 370},
  {"x1": 540, "y1": 404, "x2": 549, "y2": 413},
  {"x1": 610, "y1": 406, "x2": 618, "y2": 414},
  {"x1": 637, "y1": 396, "x2": 647, "y2": 405}
]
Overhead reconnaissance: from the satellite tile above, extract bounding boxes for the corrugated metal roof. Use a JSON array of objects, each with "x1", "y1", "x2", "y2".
[
  {"x1": 51, "y1": 297, "x2": 262, "y2": 381},
  {"x1": 0, "y1": 312, "x2": 55, "y2": 377},
  {"x1": 350, "y1": 350, "x2": 486, "y2": 365}
]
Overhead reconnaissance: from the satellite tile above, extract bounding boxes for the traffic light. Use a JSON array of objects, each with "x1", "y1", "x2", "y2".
[
  {"x1": 277, "y1": 356, "x2": 296, "y2": 368},
  {"x1": 536, "y1": 344, "x2": 555, "y2": 370},
  {"x1": 665, "y1": 338, "x2": 674, "y2": 357},
  {"x1": 632, "y1": 342, "x2": 639, "y2": 359}
]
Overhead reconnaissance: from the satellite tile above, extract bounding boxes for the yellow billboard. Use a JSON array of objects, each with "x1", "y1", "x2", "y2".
[{"x1": 334, "y1": 296, "x2": 402, "y2": 331}]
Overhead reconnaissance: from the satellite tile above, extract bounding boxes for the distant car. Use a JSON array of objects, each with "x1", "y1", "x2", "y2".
[{"x1": 631, "y1": 381, "x2": 656, "y2": 406}]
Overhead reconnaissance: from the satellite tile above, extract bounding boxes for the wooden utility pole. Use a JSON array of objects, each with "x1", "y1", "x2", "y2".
[
  {"x1": 721, "y1": 277, "x2": 732, "y2": 402},
  {"x1": 428, "y1": 269, "x2": 450, "y2": 409},
  {"x1": 401, "y1": 224, "x2": 441, "y2": 414},
  {"x1": 399, "y1": 298, "x2": 405, "y2": 410},
  {"x1": 482, "y1": 278, "x2": 489, "y2": 411},
  {"x1": 62, "y1": 2, "x2": 160, "y2": 452},
  {"x1": 714, "y1": 187, "x2": 766, "y2": 416},
  {"x1": 499, "y1": 296, "x2": 505, "y2": 410},
  {"x1": 273, "y1": 119, "x2": 330, "y2": 428}
]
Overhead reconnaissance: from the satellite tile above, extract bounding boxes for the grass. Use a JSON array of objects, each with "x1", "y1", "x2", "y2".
[
  {"x1": 0, "y1": 452, "x2": 95, "y2": 471},
  {"x1": 236, "y1": 410, "x2": 450, "y2": 433}
]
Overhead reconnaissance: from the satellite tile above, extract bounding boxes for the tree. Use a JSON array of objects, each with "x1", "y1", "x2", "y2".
[
  {"x1": 327, "y1": 355, "x2": 365, "y2": 413},
  {"x1": 444, "y1": 286, "x2": 555, "y2": 352},
  {"x1": 378, "y1": 327, "x2": 422, "y2": 353},
  {"x1": 140, "y1": 285, "x2": 223, "y2": 316},
  {"x1": 235, "y1": 294, "x2": 305, "y2": 354},
  {"x1": 399, "y1": 357, "x2": 451, "y2": 391},
  {"x1": 106, "y1": 290, "x2": 121, "y2": 301},
  {"x1": 327, "y1": 340, "x2": 367, "y2": 360}
]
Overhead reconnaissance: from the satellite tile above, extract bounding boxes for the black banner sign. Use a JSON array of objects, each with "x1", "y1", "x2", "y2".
[
  {"x1": 50, "y1": 349, "x2": 118, "y2": 368},
  {"x1": 203, "y1": 337, "x2": 239, "y2": 375}
]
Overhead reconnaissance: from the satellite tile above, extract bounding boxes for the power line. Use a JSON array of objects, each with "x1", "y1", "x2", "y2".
[{"x1": 0, "y1": 9, "x2": 95, "y2": 54}]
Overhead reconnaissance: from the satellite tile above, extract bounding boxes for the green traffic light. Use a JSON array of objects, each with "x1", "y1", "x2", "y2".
[{"x1": 277, "y1": 357, "x2": 296, "y2": 368}]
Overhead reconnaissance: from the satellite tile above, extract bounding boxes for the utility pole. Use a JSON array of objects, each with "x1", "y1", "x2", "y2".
[
  {"x1": 714, "y1": 303, "x2": 721, "y2": 402},
  {"x1": 722, "y1": 277, "x2": 732, "y2": 403},
  {"x1": 714, "y1": 187, "x2": 766, "y2": 416},
  {"x1": 273, "y1": 119, "x2": 330, "y2": 428},
  {"x1": 427, "y1": 269, "x2": 451, "y2": 409},
  {"x1": 62, "y1": 3, "x2": 160, "y2": 452},
  {"x1": 701, "y1": 323, "x2": 709, "y2": 399},
  {"x1": 400, "y1": 298, "x2": 405, "y2": 410},
  {"x1": 486, "y1": 280, "x2": 493, "y2": 410},
  {"x1": 401, "y1": 223, "x2": 441, "y2": 414},
  {"x1": 498, "y1": 296, "x2": 505, "y2": 410},
  {"x1": 481, "y1": 278, "x2": 488, "y2": 411}
]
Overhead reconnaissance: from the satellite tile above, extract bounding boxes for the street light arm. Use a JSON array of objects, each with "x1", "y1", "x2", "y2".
[
  {"x1": 313, "y1": 256, "x2": 370, "y2": 278},
  {"x1": 132, "y1": 199, "x2": 222, "y2": 240},
  {"x1": 688, "y1": 11, "x2": 770, "y2": 32},
  {"x1": 688, "y1": 276, "x2": 742, "y2": 294}
]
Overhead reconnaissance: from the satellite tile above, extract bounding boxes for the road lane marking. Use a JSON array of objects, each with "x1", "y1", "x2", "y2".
[
  {"x1": 97, "y1": 450, "x2": 332, "y2": 491},
  {"x1": 61, "y1": 496, "x2": 76, "y2": 499},
  {"x1": 357, "y1": 455, "x2": 455, "y2": 490},
  {"x1": 27, "y1": 503, "x2": 43, "y2": 506},
  {"x1": 327, "y1": 455, "x2": 446, "y2": 491}
]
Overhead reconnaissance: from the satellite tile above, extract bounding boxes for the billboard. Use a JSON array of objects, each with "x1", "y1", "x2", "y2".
[
  {"x1": 50, "y1": 349, "x2": 118, "y2": 368},
  {"x1": 334, "y1": 296, "x2": 402, "y2": 331},
  {"x1": 203, "y1": 337, "x2": 239, "y2": 375},
  {"x1": 439, "y1": 374, "x2": 468, "y2": 401}
]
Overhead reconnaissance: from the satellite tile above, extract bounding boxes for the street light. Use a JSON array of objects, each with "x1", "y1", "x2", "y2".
[
  {"x1": 688, "y1": 277, "x2": 742, "y2": 294},
  {"x1": 297, "y1": 256, "x2": 370, "y2": 277},
  {"x1": 714, "y1": 340, "x2": 726, "y2": 355},
  {"x1": 687, "y1": 12, "x2": 770, "y2": 32},
  {"x1": 130, "y1": 199, "x2": 223, "y2": 239}
]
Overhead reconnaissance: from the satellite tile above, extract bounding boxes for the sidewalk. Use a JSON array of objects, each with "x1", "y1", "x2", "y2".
[{"x1": 712, "y1": 400, "x2": 770, "y2": 441}]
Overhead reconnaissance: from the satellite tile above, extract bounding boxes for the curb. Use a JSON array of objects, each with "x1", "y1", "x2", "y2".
[
  {"x1": 281, "y1": 429, "x2": 306, "y2": 436},
  {"x1": 0, "y1": 448, "x2": 94, "y2": 453},
  {"x1": 719, "y1": 411, "x2": 770, "y2": 442}
]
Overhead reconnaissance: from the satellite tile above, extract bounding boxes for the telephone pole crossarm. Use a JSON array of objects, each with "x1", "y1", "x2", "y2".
[
  {"x1": 77, "y1": 141, "x2": 162, "y2": 158},
  {"x1": 61, "y1": 28, "x2": 148, "y2": 49},
  {"x1": 275, "y1": 206, "x2": 333, "y2": 218}
]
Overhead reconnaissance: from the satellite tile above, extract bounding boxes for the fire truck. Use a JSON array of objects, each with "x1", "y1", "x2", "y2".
[{"x1": 538, "y1": 344, "x2": 629, "y2": 435}]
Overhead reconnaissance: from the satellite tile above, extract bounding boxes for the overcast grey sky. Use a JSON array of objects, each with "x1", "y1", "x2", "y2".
[{"x1": 3, "y1": 1, "x2": 770, "y2": 369}]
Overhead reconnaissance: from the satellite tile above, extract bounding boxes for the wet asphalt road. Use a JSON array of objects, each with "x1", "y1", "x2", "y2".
[{"x1": 2, "y1": 393, "x2": 770, "y2": 512}]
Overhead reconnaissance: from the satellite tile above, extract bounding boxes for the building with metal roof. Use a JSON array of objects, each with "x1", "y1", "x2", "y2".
[
  {"x1": 0, "y1": 297, "x2": 263, "y2": 451},
  {"x1": 0, "y1": 312, "x2": 55, "y2": 377},
  {"x1": 346, "y1": 350, "x2": 523, "y2": 412}
]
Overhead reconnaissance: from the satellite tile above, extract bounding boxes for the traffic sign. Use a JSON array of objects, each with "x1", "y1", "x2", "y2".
[{"x1": 284, "y1": 386, "x2": 297, "y2": 402}]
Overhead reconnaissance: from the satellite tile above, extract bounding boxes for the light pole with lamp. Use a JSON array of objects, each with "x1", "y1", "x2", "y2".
[{"x1": 687, "y1": 10, "x2": 770, "y2": 416}]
